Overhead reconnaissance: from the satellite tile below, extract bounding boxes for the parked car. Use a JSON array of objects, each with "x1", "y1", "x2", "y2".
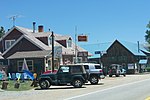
[
  {"x1": 108, "y1": 64, "x2": 126, "y2": 77},
  {"x1": 43, "y1": 70, "x2": 58, "y2": 74},
  {"x1": 38, "y1": 64, "x2": 88, "y2": 89},
  {"x1": 77, "y1": 63, "x2": 105, "y2": 84}
]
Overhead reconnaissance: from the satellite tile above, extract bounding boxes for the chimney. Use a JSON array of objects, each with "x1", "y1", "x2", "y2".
[
  {"x1": 38, "y1": 25, "x2": 44, "y2": 32},
  {"x1": 33, "y1": 22, "x2": 36, "y2": 33}
]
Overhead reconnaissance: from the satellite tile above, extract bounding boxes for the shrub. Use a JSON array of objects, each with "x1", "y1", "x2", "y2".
[{"x1": 145, "y1": 67, "x2": 150, "y2": 72}]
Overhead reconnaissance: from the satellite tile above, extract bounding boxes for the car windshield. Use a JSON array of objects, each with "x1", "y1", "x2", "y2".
[{"x1": 58, "y1": 66, "x2": 69, "y2": 73}]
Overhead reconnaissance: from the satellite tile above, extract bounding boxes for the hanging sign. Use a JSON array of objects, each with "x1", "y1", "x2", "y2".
[{"x1": 78, "y1": 35, "x2": 88, "y2": 42}]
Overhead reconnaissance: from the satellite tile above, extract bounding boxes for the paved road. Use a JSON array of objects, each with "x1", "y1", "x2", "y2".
[
  {"x1": 1, "y1": 74, "x2": 150, "y2": 100},
  {"x1": 66, "y1": 78, "x2": 150, "y2": 100}
]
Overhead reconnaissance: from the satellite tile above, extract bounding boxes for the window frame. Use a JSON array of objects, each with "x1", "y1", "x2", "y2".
[
  {"x1": 0, "y1": 62, "x2": 3, "y2": 65},
  {"x1": 73, "y1": 57, "x2": 82, "y2": 63},
  {"x1": 67, "y1": 38, "x2": 72, "y2": 48},
  {"x1": 5, "y1": 39, "x2": 15, "y2": 50},
  {"x1": 17, "y1": 60, "x2": 34, "y2": 72}
]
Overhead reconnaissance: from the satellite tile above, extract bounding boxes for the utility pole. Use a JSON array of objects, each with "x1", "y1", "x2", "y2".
[
  {"x1": 75, "y1": 26, "x2": 78, "y2": 64},
  {"x1": 51, "y1": 31, "x2": 54, "y2": 72}
]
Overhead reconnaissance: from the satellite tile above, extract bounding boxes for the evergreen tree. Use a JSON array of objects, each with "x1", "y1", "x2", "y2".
[{"x1": 0, "y1": 26, "x2": 5, "y2": 38}]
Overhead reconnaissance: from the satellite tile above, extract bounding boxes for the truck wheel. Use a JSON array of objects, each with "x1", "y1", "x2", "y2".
[
  {"x1": 90, "y1": 76, "x2": 99, "y2": 84},
  {"x1": 116, "y1": 74, "x2": 120, "y2": 77},
  {"x1": 39, "y1": 80, "x2": 50, "y2": 89},
  {"x1": 72, "y1": 79, "x2": 83, "y2": 88},
  {"x1": 109, "y1": 75, "x2": 112, "y2": 77}
]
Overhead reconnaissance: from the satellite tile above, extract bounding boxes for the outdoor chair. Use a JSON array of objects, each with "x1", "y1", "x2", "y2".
[
  {"x1": 20, "y1": 73, "x2": 24, "y2": 80},
  {"x1": 0, "y1": 73, "x2": 2, "y2": 80},
  {"x1": 23, "y1": 73, "x2": 28, "y2": 80},
  {"x1": 8, "y1": 73, "x2": 12, "y2": 80},
  {"x1": 11, "y1": 73, "x2": 16, "y2": 80},
  {"x1": 16, "y1": 73, "x2": 21, "y2": 80}
]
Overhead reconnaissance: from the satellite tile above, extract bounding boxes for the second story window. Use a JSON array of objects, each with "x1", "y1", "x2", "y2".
[
  {"x1": 5, "y1": 39, "x2": 15, "y2": 50},
  {"x1": 67, "y1": 38, "x2": 72, "y2": 48},
  {"x1": 48, "y1": 35, "x2": 54, "y2": 46},
  {"x1": 48, "y1": 36, "x2": 52, "y2": 46}
]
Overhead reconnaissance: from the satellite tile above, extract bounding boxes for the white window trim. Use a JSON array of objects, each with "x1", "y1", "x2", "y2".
[
  {"x1": 17, "y1": 60, "x2": 34, "y2": 72},
  {"x1": 48, "y1": 35, "x2": 52, "y2": 46},
  {"x1": 67, "y1": 39, "x2": 72, "y2": 48},
  {"x1": 5, "y1": 39, "x2": 15, "y2": 50}
]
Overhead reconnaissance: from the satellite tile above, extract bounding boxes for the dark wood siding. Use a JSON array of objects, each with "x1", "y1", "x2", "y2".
[
  {"x1": 56, "y1": 40, "x2": 67, "y2": 47},
  {"x1": 0, "y1": 29, "x2": 23, "y2": 53},
  {"x1": 3, "y1": 38, "x2": 42, "y2": 58},
  {"x1": 5, "y1": 29, "x2": 23, "y2": 40},
  {"x1": 101, "y1": 41, "x2": 139, "y2": 74},
  {"x1": 37, "y1": 37, "x2": 48, "y2": 45},
  {"x1": 8, "y1": 58, "x2": 45, "y2": 76},
  {"x1": 0, "y1": 41, "x2": 3, "y2": 53}
]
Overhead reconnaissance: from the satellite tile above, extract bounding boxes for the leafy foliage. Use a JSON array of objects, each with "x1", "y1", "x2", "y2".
[
  {"x1": 145, "y1": 21, "x2": 150, "y2": 51},
  {"x1": 0, "y1": 26, "x2": 5, "y2": 38}
]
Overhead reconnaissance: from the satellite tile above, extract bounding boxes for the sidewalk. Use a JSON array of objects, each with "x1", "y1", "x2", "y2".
[{"x1": 134, "y1": 72, "x2": 150, "y2": 75}]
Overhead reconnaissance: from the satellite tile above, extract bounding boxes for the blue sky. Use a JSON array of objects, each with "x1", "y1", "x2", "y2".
[{"x1": 1, "y1": 0, "x2": 150, "y2": 44}]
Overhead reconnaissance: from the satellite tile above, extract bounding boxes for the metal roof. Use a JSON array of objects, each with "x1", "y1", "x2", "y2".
[
  {"x1": 80, "y1": 42, "x2": 112, "y2": 58},
  {"x1": 119, "y1": 40, "x2": 147, "y2": 56},
  {"x1": 2, "y1": 26, "x2": 89, "y2": 57},
  {"x1": 81, "y1": 40, "x2": 149, "y2": 58}
]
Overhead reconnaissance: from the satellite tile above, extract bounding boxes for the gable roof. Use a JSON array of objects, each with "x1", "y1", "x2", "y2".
[
  {"x1": 81, "y1": 40, "x2": 149, "y2": 58},
  {"x1": 81, "y1": 42, "x2": 112, "y2": 58},
  {"x1": 117, "y1": 40, "x2": 147, "y2": 56},
  {"x1": 2, "y1": 34, "x2": 51, "y2": 56},
  {"x1": 2, "y1": 26, "x2": 89, "y2": 57},
  {"x1": 0, "y1": 26, "x2": 33, "y2": 41}
]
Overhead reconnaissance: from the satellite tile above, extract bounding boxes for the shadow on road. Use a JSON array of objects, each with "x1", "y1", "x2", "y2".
[
  {"x1": 85, "y1": 83, "x2": 104, "y2": 86},
  {"x1": 34, "y1": 86, "x2": 86, "y2": 90}
]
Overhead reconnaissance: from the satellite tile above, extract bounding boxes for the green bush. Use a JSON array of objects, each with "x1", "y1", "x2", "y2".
[{"x1": 145, "y1": 67, "x2": 150, "y2": 72}]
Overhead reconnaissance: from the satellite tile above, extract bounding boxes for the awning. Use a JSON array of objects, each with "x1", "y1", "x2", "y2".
[{"x1": 139, "y1": 59, "x2": 148, "y2": 64}]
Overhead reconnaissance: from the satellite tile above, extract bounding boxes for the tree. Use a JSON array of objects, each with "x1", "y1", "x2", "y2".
[
  {"x1": 0, "y1": 26, "x2": 5, "y2": 38},
  {"x1": 145, "y1": 21, "x2": 150, "y2": 51}
]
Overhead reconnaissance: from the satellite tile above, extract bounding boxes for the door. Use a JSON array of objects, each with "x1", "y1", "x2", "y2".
[{"x1": 57, "y1": 66, "x2": 71, "y2": 84}]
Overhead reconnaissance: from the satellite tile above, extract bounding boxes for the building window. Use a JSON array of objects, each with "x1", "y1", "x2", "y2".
[
  {"x1": 73, "y1": 57, "x2": 82, "y2": 63},
  {"x1": 5, "y1": 39, "x2": 15, "y2": 50},
  {"x1": 17, "y1": 60, "x2": 33, "y2": 72},
  {"x1": 67, "y1": 38, "x2": 72, "y2": 48},
  {"x1": 48, "y1": 36, "x2": 52, "y2": 46},
  {"x1": 0, "y1": 62, "x2": 3, "y2": 65}
]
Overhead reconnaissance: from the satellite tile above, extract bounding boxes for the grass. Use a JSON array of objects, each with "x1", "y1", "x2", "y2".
[{"x1": 0, "y1": 80, "x2": 35, "y2": 91}]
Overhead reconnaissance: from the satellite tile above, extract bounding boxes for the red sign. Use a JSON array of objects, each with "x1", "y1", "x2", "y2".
[{"x1": 78, "y1": 35, "x2": 88, "y2": 42}]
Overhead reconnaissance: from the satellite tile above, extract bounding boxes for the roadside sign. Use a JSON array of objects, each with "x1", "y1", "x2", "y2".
[
  {"x1": 95, "y1": 51, "x2": 101, "y2": 54},
  {"x1": 78, "y1": 35, "x2": 88, "y2": 42},
  {"x1": 54, "y1": 46, "x2": 62, "y2": 58}
]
